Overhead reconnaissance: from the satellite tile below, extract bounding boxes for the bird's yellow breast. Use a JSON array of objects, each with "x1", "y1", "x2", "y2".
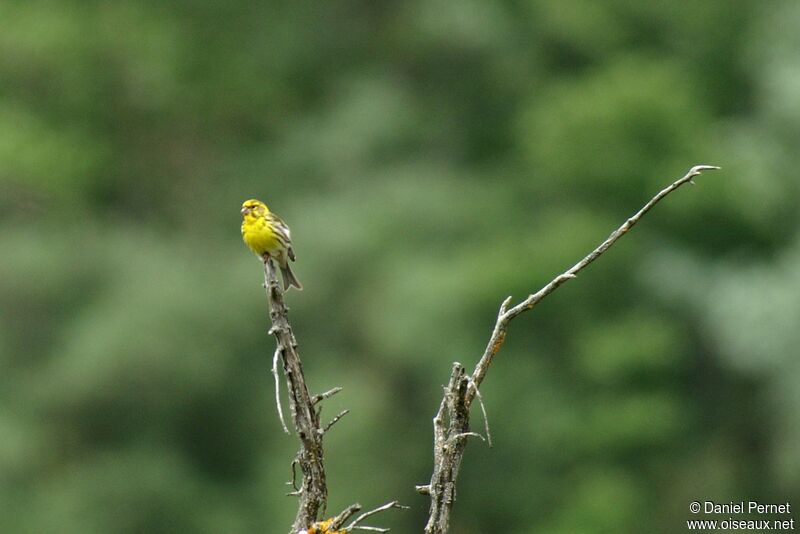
[{"x1": 241, "y1": 215, "x2": 280, "y2": 256}]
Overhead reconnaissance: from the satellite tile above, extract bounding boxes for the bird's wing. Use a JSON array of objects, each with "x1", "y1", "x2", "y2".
[
  {"x1": 267, "y1": 214, "x2": 290, "y2": 238},
  {"x1": 266, "y1": 212, "x2": 296, "y2": 261}
]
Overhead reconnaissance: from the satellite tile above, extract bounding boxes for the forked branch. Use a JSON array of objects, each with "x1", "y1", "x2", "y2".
[{"x1": 421, "y1": 165, "x2": 720, "y2": 533}]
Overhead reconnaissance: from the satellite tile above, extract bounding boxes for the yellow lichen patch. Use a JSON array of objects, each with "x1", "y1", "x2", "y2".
[
  {"x1": 490, "y1": 331, "x2": 506, "y2": 356},
  {"x1": 305, "y1": 518, "x2": 345, "y2": 534}
]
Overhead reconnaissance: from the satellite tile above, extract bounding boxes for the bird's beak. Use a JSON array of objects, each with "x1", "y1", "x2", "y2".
[{"x1": 241, "y1": 206, "x2": 249, "y2": 214}]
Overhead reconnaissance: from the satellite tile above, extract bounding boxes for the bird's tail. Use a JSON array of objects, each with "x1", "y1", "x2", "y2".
[{"x1": 280, "y1": 263, "x2": 303, "y2": 291}]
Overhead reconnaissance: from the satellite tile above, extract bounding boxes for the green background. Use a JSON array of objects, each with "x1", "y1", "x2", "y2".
[{"x1": 1, "y1": 1, "x2": 798, "y2": 532}]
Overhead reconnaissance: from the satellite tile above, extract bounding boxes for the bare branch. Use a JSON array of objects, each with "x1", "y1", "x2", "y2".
[
  {"x1": 343, "y1": 501, "x2": 408, "y2": 532},
  {"x1": 273, "y1": 347, "x2": 290, "y2": 434},
  {"x1": 312, "y1": 387, "x2": 344, "y2": 405},
  {"x1": 262, "y1": 259, "x2": 328, "y2": 530},
  {"x1": 422, "y1": 165, "x2": 720, "y2": 533},
  {"x1": 263, "y1": 260, "x2": 402, "y2": 533},
  {"x1": 451, "y1": 432, "x2": 485, "y2": 443},
  {"x1": 328, "y1": 503, "x2": 362, "y2": 530},
  {"x1": 467, "y1": 378, "x2": 492, "y2": 448},
  {"x1": 286, "y1": 458, "x2": 302, "y2": 496},
  {"x1": 423, "y1": 363, "x2": 469, "y2": 534},
  {"x1": 468, "y1": 164, "x2": 720, "y2": 402},
  {"x1": 323, "y1": 410, "x2": 350, "y2": 433}
]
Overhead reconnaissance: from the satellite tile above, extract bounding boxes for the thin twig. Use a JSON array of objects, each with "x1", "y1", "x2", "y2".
[
  {"x1": 467, "y1": 164, "x2": 720, "y2": 401},
  {"x1": 273, "y1": 347, "x2": 290, "y2": 434},
  {"x1": 422, "y1": 165, "x2": 720, "y2": 534},
  {"x1": 451, "y1": 432, "x2": 485, "y2": 442},
  {"x1": 323, "y1": 410, "x2": 350, "y2": 433},
  {"x1": 328, "y1": 503, "x2": 362, "y2": 530},
  {"x1": 287, "y1": 457, "x2": 302, "y2": 496},
  {"x1": 312, "y1": 387, "x2": 344, "y2": 405},
  {"x1": 343, "y1": 501, "x2": 408, "y2": 532},
  {"x1": 467, "y1": 377, "x2": 492, "y2": 448}
]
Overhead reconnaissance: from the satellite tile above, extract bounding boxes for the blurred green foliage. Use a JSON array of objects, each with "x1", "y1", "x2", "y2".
[{"x1": 1, "y1": 1, "x2": 798, "y2": 532}]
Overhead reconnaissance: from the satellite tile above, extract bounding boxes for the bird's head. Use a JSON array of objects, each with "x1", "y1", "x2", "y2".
[{"x1": 241, "y1": 199, "x2": 268, "y2": 219}]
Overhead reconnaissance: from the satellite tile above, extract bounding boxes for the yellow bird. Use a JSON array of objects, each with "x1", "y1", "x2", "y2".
[{"x1": 240, "y1": 199, "x2": 303, "y2": 291}]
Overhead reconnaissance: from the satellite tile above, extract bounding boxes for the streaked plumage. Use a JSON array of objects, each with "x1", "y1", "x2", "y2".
[{"x1": 241, "y1": 199, "x2": 302, "y2": 290}]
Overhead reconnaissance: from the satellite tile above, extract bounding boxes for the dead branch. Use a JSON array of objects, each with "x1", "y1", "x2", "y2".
[
  {"x1": 343, "y1": 500, "x2": 408, "y2": 532},
  {"x1": 312, "y1": 387, "x2": 344, "y2": 405},
  {"x1": 272, "y1": 347, "x2": 290, "y2": 434},
  {"x1": 421, "y1": 165, "x2": 720, "y2": 533},
  {"x1": 263, "y1": 259, "x2": 328, "y2": 531},
  {"x1": 263, "y1": 260, "x2": 404, "y2": 533},
  {"x1": 300, "y1": 501, "x2": 406, "y2": 534}
]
